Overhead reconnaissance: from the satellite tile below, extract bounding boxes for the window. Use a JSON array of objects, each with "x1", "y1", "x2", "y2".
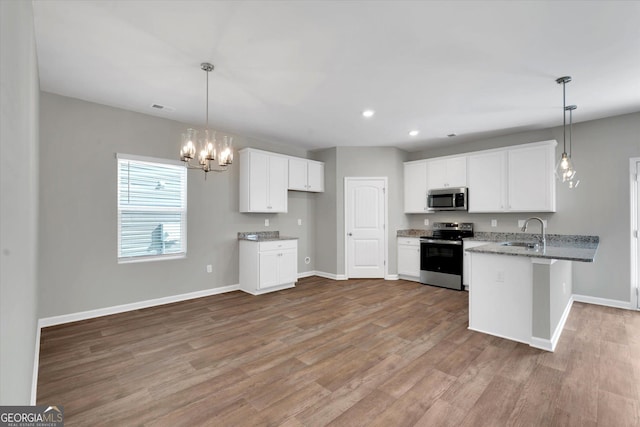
[{"x1": 117, "y1": 153, "x2": 187, "y2": 263}]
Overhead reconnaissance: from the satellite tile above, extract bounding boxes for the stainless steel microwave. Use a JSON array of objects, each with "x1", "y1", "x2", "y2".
[{"x1": 427, "y1": 187, "x2": 468, "y2": 211}]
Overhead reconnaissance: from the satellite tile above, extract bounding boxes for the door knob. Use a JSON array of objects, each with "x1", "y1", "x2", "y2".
[{"x1": 348, "y1": 233, "x2": 353, "y2": 236}]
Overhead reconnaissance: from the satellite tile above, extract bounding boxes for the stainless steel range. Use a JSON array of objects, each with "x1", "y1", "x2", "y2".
[{"x1": 420, "y1": 222, "x2": 474, "y2": 291}]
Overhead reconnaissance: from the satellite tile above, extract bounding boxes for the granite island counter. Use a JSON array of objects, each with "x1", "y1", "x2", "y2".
[{"x1": 465, "y1": 234, "x2": 599, "y2": 352}]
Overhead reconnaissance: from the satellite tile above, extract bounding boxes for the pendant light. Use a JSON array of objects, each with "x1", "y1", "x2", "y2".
[
  {"x1": 179, "y1": 63, "x2": 233, "y2": 177},
  {"x1": 555, "y1": 76, "x2": 578, "y2": 188},
  {"x1": 566, "y1": 104, "x2": 580, "y2": 188}
]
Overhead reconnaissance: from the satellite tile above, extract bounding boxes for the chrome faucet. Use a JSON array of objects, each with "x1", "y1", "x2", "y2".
[{"x1": 521, "y1": 217, "x2": 546, "y2": 249}]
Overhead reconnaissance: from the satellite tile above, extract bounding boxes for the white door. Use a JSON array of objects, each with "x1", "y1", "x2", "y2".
[
  {"x1": 634, "y1": 159, "x2": 640, "y2": 309},
  {"x1": 345, "y1": 178, "x2": 387, "y2": 278},
  {"x1": 637, "y1": 161, "x2": 640, "y2": 309}
]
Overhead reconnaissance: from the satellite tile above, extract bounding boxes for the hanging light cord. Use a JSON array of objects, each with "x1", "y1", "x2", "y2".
[
  {"x1": 562, "y1": 80, "x2": 567, "y2": 153},
  {"x1": 205, "y1": 66, "x2": 209, "y2": 131}
]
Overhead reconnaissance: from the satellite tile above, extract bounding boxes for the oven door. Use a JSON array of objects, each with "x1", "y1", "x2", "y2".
[{"x1": 419, "y1": 239, "x2": 463, "y2": 290}]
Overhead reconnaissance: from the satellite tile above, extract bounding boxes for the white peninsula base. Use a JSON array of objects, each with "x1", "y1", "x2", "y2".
[{"x1": 468, "y1": 252, "x2": 573, "y2": 352}]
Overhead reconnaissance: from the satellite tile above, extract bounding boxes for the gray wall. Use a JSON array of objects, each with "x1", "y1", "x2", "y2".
[
  {"x1": 38, "y1": 92, "x2": 318, "y2": 318},
  {"x1": 311, "y1": 148, "x2": 338, "y2": 275},
  {"x1": 312, "y1": 147, "x2": 408, "y2": 277},
  {"x1": 0, "y1": 1, "x2": 40, "y2": 404},
  {"x1": 407, "y1": 112, "x2": 640, "y2": 303}
]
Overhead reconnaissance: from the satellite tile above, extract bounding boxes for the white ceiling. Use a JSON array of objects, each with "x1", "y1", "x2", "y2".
[{"x1": 32, "y1": 0, "x2": 640, "y2": 152}]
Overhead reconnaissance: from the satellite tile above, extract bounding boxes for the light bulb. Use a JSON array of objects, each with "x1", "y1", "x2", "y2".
[{"x1": 560, "y1": 153, "x2": 569, "y2": 170}]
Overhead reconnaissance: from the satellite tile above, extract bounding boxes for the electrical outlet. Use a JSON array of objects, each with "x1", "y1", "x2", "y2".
[
  {"x1": 298, "y1": 219, "x2": 302, "y2": 226},
  {"x1": 491, "y1": 219, "x2": 498, "y2": 227},
  {"x1": 206, "y1": 264, "x2": 212, "y2": 273},
  {"x1": 518, "y1": 219, "x2": 525, "y2": 228},
  {"x1": 424, "y1": 218, "x2": 429, "y2": 226},
  {"x1": 264, "y1": 219, "x2": 269, "y2": 227}
]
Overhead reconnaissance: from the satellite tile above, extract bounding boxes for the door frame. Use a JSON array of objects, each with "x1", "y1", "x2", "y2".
[
  {"x1": 343, "y1": 177, "x2": 389, "y2": 280},
  {"x1": 630, "y1": 158, "x2": 640, "y2": 309}
]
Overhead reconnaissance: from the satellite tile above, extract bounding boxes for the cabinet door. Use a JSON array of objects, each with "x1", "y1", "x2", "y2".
[
  {"x1": 398, "y1": 244, "x2": 420, "y2": 277},
  {"x1": 508, "y1": 145, "x2": 555, "y2": 212},
  {"x1": 268, "y1": 155, "x2": 288, "y2": 212},
  {"x1": 427, "y1": 159, "x2": 448, "y2": 189},
  {"x1": 307, "y1": 161, "x2": 324, "y2": 192},
  {"x1": 258, "y1": 251, "x2": 279, "y2": 289},
  {"x1": 468, "y1": 151, "x2": 506, "y2": 212},
  {"x1": 288, "y1": 158, "x2": 308, "y2": 191},
  {"x1": 278, "y1": 248, "x2": 298, "y2": 285},
  {"x1": 248, "y1": 151, "x2": 270, "y2": 211},
  {"x1": 446, "y1": 156, "x2": 467, "y2": 188},
  {"x1": 404, "y1": 161, "x2": 428, "y2": 213}
]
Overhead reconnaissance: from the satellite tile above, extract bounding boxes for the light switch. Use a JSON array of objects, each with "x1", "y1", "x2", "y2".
[{"x1": 298, "y1": 219, "x2": 302, "y2": 226}]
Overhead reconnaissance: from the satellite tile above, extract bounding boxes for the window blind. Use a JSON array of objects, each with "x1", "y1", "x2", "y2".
[{"x1": 117, "y1": 154, "x2": 187, "y2": 262}]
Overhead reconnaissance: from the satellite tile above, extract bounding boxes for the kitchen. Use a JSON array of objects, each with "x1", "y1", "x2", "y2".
[{"x1": 3, "y1": 0, "x2": 640, "y2": 424}]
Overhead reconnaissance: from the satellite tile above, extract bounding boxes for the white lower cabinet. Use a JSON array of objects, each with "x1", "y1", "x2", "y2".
[
  {"x1": 463, "y1": 241, "x2": 490, "y2": 288},
  {"x1": 397, "y1": 237, "x2": 420, "y2": 281},
  {"x1": 240, "y1": 239, "x2": 298, "y2": 295}
]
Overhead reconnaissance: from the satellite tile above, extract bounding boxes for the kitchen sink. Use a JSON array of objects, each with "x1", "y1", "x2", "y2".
[{"x1": 500, "y1": 241, "x2": 540, "y2": 250}]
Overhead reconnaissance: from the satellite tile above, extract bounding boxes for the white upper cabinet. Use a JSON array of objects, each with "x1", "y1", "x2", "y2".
[
  {"x1": 288, "y1": 158, "x2": 324, "y2": 192},
  {"x1": 239, "y1": 149, "x2": 288, "y2": 213},
  {"x1": 467, "y1": 140, "x2": 556, "y2": 213},
  {"x1": 404, "y1": 160, "x2": 429, "y2": 213},
  {"x1": 427, "y1": 156, "x2": 467, "y2": 189},
  {"x1": 468, "y1": 150, "x2": 506, "y2": 212},
  {"x1": 507, "y1": 143, "x2": 556, "y2": 212}
]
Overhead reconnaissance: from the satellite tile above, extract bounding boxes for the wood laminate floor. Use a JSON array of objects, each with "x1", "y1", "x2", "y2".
[{"x1": 37, "y1": 276, "x2": 640, "y2": 426}]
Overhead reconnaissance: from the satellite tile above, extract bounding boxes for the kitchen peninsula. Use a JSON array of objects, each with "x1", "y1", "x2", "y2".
[{"x1": 466, "y1": 234, "x2": 599, "y2": 351}]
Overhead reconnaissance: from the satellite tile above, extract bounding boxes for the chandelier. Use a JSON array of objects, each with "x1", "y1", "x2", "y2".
[
  {"x1": 179, "y1": 63, "x2": 233, "y2": 176},
  {"x1": 555, "y1": 76, "x2": 579, "y2": 188}
]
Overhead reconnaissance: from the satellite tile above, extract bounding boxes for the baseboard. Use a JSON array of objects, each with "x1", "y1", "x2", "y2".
[
  {"x1": 38, "y1": 284, "x2": 241, "y2": 328},
  {"x1": 314, "y1": 271, "x2": 348, "y2": 281},
  {"x1": 385, "y1": 274, "x2": 399, "y2": 281},
  {"x1": 31, "y1": 324, "x2": 41, "y2": 405},
  {"x1": 467, "y1": 325, "x2": 531, "y2": 347},
  {"x1": 551, "y1": 296, "x2": 574, "y2": 349},
  {"x1": 239, "y1": 283, "x2": 295, "y2": 296},
  {"x1": 530, "y1": 297, "x2": 573, "y2": 352},
  {"x1": 297, "y1": 270, "x2": 316, "y2": 279},
  {"x1": 572, "y1": 294, "x2": 633, "y2": 310}
]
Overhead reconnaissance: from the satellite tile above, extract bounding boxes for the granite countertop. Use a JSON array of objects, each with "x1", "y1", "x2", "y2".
[
  {"x1": 465, "y1": 232, "x2": 599, "y2": 263},
  {"x1": 237, "y1": 231, "x2": 299, "y2": 242},
  {"x1": 397, "y1": 229, "x2": 432, "y2": 238}
]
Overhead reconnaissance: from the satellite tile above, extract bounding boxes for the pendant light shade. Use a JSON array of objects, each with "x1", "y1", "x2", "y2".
[
  {"x1": 555, "y1": 76, "x2": 579, "y2": 188},
  {"x1": 179, "y1": 62, "x2": 232, "y2": 177}
]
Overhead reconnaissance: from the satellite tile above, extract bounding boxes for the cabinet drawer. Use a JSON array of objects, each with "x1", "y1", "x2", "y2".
[
  {"x1": 259, "y1": 239, "x2": 297, "y2": 252},
  {"x1": 397, "y1": 237, "x2": 420, "y2": 247}
]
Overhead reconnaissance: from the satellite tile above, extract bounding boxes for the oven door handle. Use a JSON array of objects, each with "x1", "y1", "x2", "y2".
[{"x1": 420, "y1": 239, "x2": 462, "y2": 245}]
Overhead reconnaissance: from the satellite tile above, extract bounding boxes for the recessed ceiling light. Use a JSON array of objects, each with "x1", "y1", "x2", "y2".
[
  {"x1": 447, "y1": 133, "x2": 457, "y2": 138},
  {"x1": 409, "y1": 130, "x2": 419, "y2": 137},
  {"x1": 362, "y1": 109, "x2": 375, "y2": 118}
]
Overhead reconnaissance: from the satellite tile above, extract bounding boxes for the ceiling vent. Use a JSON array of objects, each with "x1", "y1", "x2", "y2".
[{"x1": 150, "y1": 103, "x2": 175, "y2": 112}]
